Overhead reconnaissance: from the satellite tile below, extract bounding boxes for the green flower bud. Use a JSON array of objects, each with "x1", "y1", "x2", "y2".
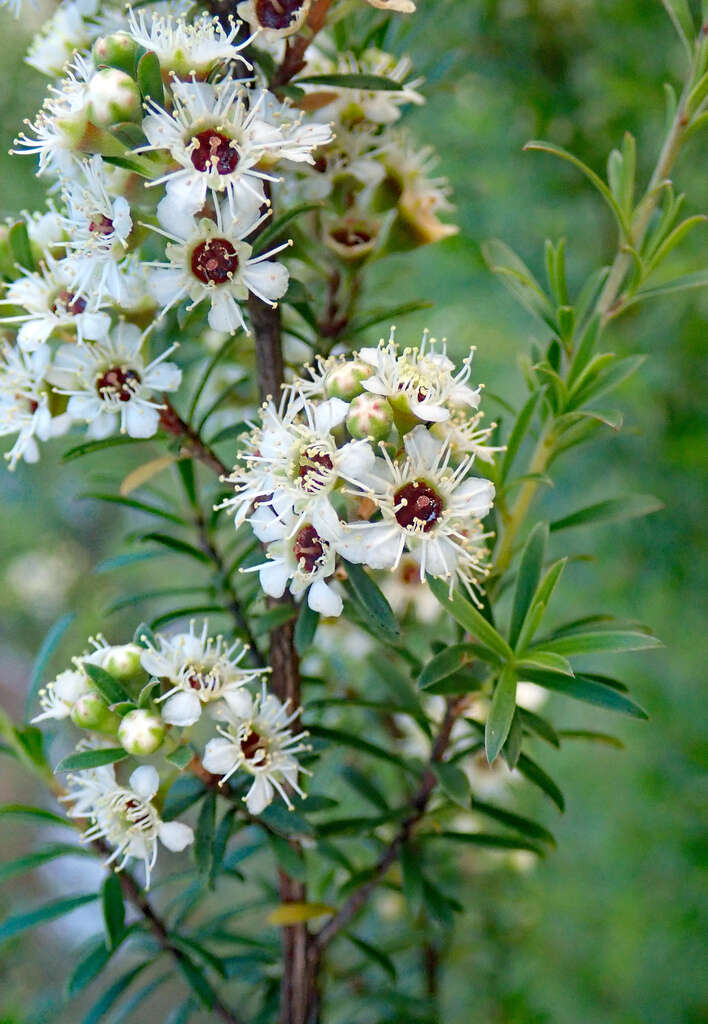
[
  {"x1": 324, "y1": 359, "x2": 374, "y2": 401},
  {"x1": 118, "y1": 709, "x2": 166, "y2": 756},
  {"x1": 93, "y1": 33, "x2": 140, "y2": 76},
  {"x1": 70, "y1": 692, "x2": 121, "y2": 734},
  {"x1": 102, "y1": 643, "x2": 143, "y2": 680},
  {"x1": 88, "y1": 68, "x2": 142, "y2": 126},
  {"x1": 346, "y1": 394, "x2": 394, "y2": 441}
]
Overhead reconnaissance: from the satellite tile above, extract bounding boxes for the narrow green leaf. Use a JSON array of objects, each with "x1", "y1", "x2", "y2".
[
  {"x1": 418, "y1": 642, "x2": 493, "y2": 689},
  {"x1": 485, "y1": 665, "x2": 518, "y2": 764},
  {"x1": 340, "y1": 765, "x2": 388, "y2": 811},
  {"x1": 252, "y1": 604, "x2": 298, "y2": 636},
  {"x1": 63, "y1": 435, "x2": 145, "y2": 462},
  {"x1": 517, "y1": 753, "x2": 565, "y2": 811},
  {"x1": 174, "y1": 953, "x2": 217, "y2": 1009},
  {"x1": 399, "y1": 843, "x2": 424, "y2": 911},
  {"x1": 346, "y1": 933, "x2": 397, "y2": 980},
  {"x1": 500, "y1": 390, "x2": 542, "y2": 482},
  {"x1": 55, "y1": 748, "x2": 128, "y2": 773},
  {"x1": 534, "y1": 630, "x2": 661, "y2": 656},
  {"x1": 80, "y1": 492, "x2": 185, "y2": 525},
  {"x1": 661, "y1": 0, "x2": 695, "y2": 55},
  {"x1": 139, "y1": 532, "x2": 211, "y2": 564},
  {"x1": 102, "y1": 874, "x2": 125, "y2": 950},
  {"x1": 470, "y1": 797, "x2": 555, "y2": 846},
  {"x1": 424, "y1": 831, "x2": 542, "y2": 855},
  {"x1": 550, "y1": 494, "x2": 663, "y2": 532},
  {"x1": 0, "y1": 843, "x2": 93, "y2": 883},
  {"x1": 195, "y1": 789, "x2": 216, "y2": 877},
  {"x1": 0, "y1": 893, "x2": 98, "y2": 943},
  {"x1": 81, "y1": 962, "x2": 151, "y2": 1024},
  {"x1": 253, "y1": 202, "x2": 322, "y2": 254},
  {"x1": 509, "y1": 522, "x2": 548, "y2": 648},
  {"x1": 267, "y1": 833, "x2": 306, "y2": 882},
  {"x1": 210, "y1": 806, "x2": 239, "y2": 888},
  {"x1": 427, "y1": 577, "x2": 513, "y2": 662},
  {"x1": 167, "y1": 746, "x2": 193, "y2": 770},
  {"x1": 294, "y1": 602, "x2": 320, "y2": 655},
  {"x1": 306, "y1": 724, "x2": 415, "y2": 775},
  {"x1": 25, "y1": 612, "x2": 76, "y2": 720},
  {"x1": 162, "y1": 777, "x2": 205, "y2": 821},
  {"x1": 559, "y1": 729, "x2": 624, "y2": 748},
  {"x1": 9, "y1": 220, "x2": 34, "y2": 270},
  {"x1": 0, "y1": 803, "x2": 71, "y2": 828},
  {"x1": 518, "y1": 707, "x2": 560, "y2": 747},
  {"x1": 482, "y1": 239, "x2": 556, "y2": 327},
  {"x1": 432, "y1": 761, "x2": 470, "y2": 808},
  {"x1": 83, "y1": 662, "x2": 131, "y2": 705},
  {"x1": 293, "y1": 72, "x2": 405, "y2": 90},
  {"x1": 519, "y1": 668, "x2": 649, "y2": 719},
  {"x1": 137, "y1": 49, "x2": 163, "y2": 103},
  {"x1": 342, "y1": 561, "x2": 400, "y2": 640},
  {"x1": 629, "y1": 268, "x2": 708, "y2": 303},
  {"x1": 502, "y1": 707, "x2": 523, "y2": 769},
  {"x1": 568, "y1": 354, "x2": 645, "y2": 409},
  {"x1": 111, "y1": 974, "x2": 171, "y2": 1023},
  {"x1": 568, "y1": 315, "x2": 601, "y2": 387}
]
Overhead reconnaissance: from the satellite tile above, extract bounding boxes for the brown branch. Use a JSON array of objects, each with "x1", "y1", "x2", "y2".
[
  {"x1": 270, "y1": 0, "x2": 335, "y2": 89},
  {"x1": 159, "y1": 399, "x2": 228, "y2": 477},
  {"x1": 311, "y1": 697, "x2": 463, "y2": 955}
]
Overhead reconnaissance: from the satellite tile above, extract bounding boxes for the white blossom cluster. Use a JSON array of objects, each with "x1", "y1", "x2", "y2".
[
  {"x1": 34, "y1": 620, "x2": 309, "y2": 884},
  {"x1": 221, "y1": 329, "x2": 499, "y2": 616}
]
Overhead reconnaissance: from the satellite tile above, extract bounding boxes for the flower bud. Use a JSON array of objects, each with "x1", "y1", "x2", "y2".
[
  {"x1": 101, "y1": 643, "x2": 143, "y2": 680},
  {"x1": 93, "y1": 33, "x2": 140, "y2": 76},
  {"x1": 88, "y1": 68, "x2": 142, "y2": 127},
  {"x1": 346, "y1": 394, "x2": 394, "y2": 441},
  {"x1": 325, "y1": 359, "x2": 374, "y2": 401},
  {"x1": 324, "y1": 218, "x2": 379, "y2": 262},
  {"x1": 70, "y1": 692, "x2": 121, "y2": 734},
  {"x1": 118, "y1": 709, "x2": 166, "y2": 756}
]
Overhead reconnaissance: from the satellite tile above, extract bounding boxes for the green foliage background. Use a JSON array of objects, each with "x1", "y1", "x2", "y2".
[{"x1": 0, "y1": 2, "x2": 705, "y2": 1022}]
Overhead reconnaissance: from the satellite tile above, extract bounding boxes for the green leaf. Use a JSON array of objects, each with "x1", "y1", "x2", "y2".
[
  {"x1": 252, "y1": 604, "x2": 298, "y2": 636},
  {"x1": 427, "y1": 577, "x2": 513, "y2": 662},
  {"x1": 83, "y1": 662, "x2": 131, "y2": 705},
  {"x1": 629, "y1": 268, "x2": 708, "y2": 303},
  {"x1": 68, "y1": 937, "x2": 112, "y2": 997},
  {"x1": 500, "y1": 390, "x2": 542, "y2": 482},
  {"x1": 482, "y1": 239, "x2": 556, "y2": 327},
  {"x1": 502, "y1": 707, "x2": 523, "y2": 769},
  {"x1": 25, "y1": 611, "x2": 76, "y2": 720},
  {"x1": 112, "y1": 975, "x2": 171, "y2": 1023},
  {"x1": 342, "y1": 561, "x2": 400, "y2": 641},
  {"x1": 150, "y1": 604, "x2": 225, "y2": 630},
  {"x1": 550, "y1": 494, "x2": 663, "y2": 533},
  {"x1": 399, "y1": 842, "x2": 424, "y2": 911},
  {"x1": 340, "y1": 764, "x2": 388, "y2": 811},
  {"x1": 432, "y1": 761, "x2": 470, "y2": 808},
  {"x1": 516, "y1": 558, "x2": 568, "y2": 652},
  {"x1": 419, "y1": 642, "x2": 498, "y2": 690},
  {"x1": 162, "y1": 777, "x2": 205, "y2": 821},
  {"x1": 518, "y1": 707, "x2": 560, "y2": 747},
  {"x1": 253, "y1": 202, "x2": 322, "y2": 254},
  {"x1": 306, "y1": 724, "x2": 415, "y2": 775},
  {"x1": 568, "y1": 354, "x2": 645, "y2": 409},
  {"x1": 80, "y1": 492, "x2": 185, "y2": 525},
  {"x1": 0, "y1": 843, "x2": 93, "y2": 883},
  {"x1": 137, "y1": 49, "x2": 163, "y2": 104},
  {"x1": 167, "y1": 746, "x2": 193, "y2": 770},
  {"x1": 558, "y1": 729, "x2": 624, "y2": 748},
  {"x1": 174, "y1": 953, "x2": 218, "y2": 1010},
  {"x1": 661, "y1": 0, "x2": 695, "y2": 55},
  {"x1": 102, "y1": 874, "x2": 125, "y2": 950},
  {"x1": 469, "y1": 797, "x2": 555, "y2": 846},
  {"x1": 0, "y1": 893, "x2": 98, "y2": 943},
  {"x1": 208, "y1": 421, "x2": 250, "y2": 445},
  {"x1": 63, "y1": 435, "x2": 146, "y2": 462},
  {"x1": 138, "y1": 532, "x2": 212, "y2": 564},
  {"x1": 485, "y1": 665, "x2": 518, "y2": 764},
  {"x1": 509, "y1": 522, "x2": 548, "y2": 648},
  {"x1": 524, "y1": 141, "x2": 630, "y2": 238},
  {"x1": 55, "y1": 747, "x2": 128, "y2": 773},
  {"x1": 267, "y1": 833, "x2": 306, "y2": 882},
  {"x1": 294, "y1": 602, "x2": 320, "y2": 655},
  {"x1": 195, "y1": 789, "x2": 216, "y2": 878},
  {"x1": 424, "y1": 831, "x2": 542, "y2": 855},
  {"x1": 517, "y1": 753, "x2": 565, "y2": 811},
  {"x1": 534, "y1": 630, "x2": 661, "y2": 656},
  {"x1": 8, "y1": 219, "x2": 34, "y2": 271},
  {"x1": 210, "y1": 807, "x2": 239, "y2": 888},
  {"x1": 293, "y1": 72, "x2": 405, "y2": 90},
  {"x1": 0, "y1": 803, "x2": 71, "y2": 828},
  {"x1": 519, "y1": 668, "x2": 649, "y2": 719},
  {"x1": 81, "y1": 963, "x2": 150, "y2": 1024},
  {"x1": 346, "y1": 933, "x2": 397, "y2": 981}
]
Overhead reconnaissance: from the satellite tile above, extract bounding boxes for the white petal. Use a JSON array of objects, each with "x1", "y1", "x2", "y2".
[
  {"x1": 125, "y1": 403, "x2": 160, "y2": 439},
  {"x1": 245, "y1": 774, "x2": 273, "y2": 814},
  {"x1": 221, "y1": 688, "x2": 253, "y2": 718},
  {"x1": 313, "y1": 397, "x2": 348, "y2": 434},
  {"x1": 146, "y1": 361, "x2": 181, "y2": 391},
  {"x1": 18, "y1": 319, "x2": 53, "y2": 350},
  {"x1": 259, "y1": 558, "x2": 290, "y2": 598},
  {"x1": 203, "y1": 736, "x2": 237, "y2": 776},
  {"x1": 452, "y1": 477, "x2": 495, "y2": 516},
  {"x1": 149, "y1": 267, "x2": 187, "y2": 308},
  {"x1": 158, "y1": 820, "x2": 194, "y2": 852},
  {"x1": 161, "y1": 691, "x2": 202, "y2": 726},
  {"x1": 308, "y1": 578, "x2": 343, "y2": 617},
  {"x1": 404, "y1": 424, "x2": 443, "y2": 464},
  {"x1": 250, "y1": 504, "x2": 289, "y2": 543},
  {"x1": 129, "y1": 764, "x2": 159, "y2": 801},
  {"x1": 241, "y1": 260, "x2": 289, "y2": 303},
  {"x1": 207, "y1": 290, "x2": 246, "y2": 334}
]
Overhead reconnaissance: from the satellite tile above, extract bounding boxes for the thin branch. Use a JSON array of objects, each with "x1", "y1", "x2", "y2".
[{"x1": 160, "y1": 399, "x2": 229, "y2": 477}]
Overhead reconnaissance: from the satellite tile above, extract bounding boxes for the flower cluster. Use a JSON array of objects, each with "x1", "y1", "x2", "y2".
[
  {"x1": 35, "y1": 621, "x2": 310, "y2": 884},
  {"x1": 221, "y1": 329, "x2": 498, "y2": 616}
]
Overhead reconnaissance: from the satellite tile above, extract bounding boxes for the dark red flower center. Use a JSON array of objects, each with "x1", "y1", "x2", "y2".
[
  {"x1": 95, "y1": 366, "x2": 141, "y2": 402},
  {"x1": 255, "y1": 0, "x2": 306, "y2": 30},
  {"x1": 191, "y1": 238, "x2": 240, "y2": 285},
  {"x1": 51, "y1": 289, "x2": 87, "y2": 316},
  {"x1": 190, "y1": 130, "x2": 240, "y2": 175},
  {"x1": 89, "y1": 214, "x2": 114, "y2": 234},
  {"x1": 241, "y1": 729, "x2": 267, "y2": 760},
  {"x1": 330, "y1": 227, "x2": 372, "y2": 247},
  {"x1": 393, "y1": 480, "x2": 444, "y2": 533},
  {"x1": 293, "y1": 523, "x2": 327, "y2": 574},
  {"x1": 297, "y1": 447, "x2": 334, "y2": 492}
]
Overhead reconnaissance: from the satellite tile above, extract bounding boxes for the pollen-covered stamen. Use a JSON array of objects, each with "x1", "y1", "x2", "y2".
[
  {"x1": 190, "y1": 129, "x2": 240, "y2": 175},
  {"x1": 241, "y1": 728, "x2": 267, "y2": 760},
  {"x1": 89, "y1": 214, "x2": 114, "y2": 234},
  {"x1": 394, "y1": 480, "x2": 444, "y2": 533},
  {"x1": 191, "y1": 238, "x2": 240, "y2": 285},
  {"x1": 255, "y1": 0, "x2": 306, "y2": 30},
  {"x1": 95, "y1": 366, "x2": 141, "y2": 402},
  {"x1": 297, "y1": 446, "x2": 334, "y2": 493},
  {"x1": 293, "y1": 523, "x2": 327, "y2": 574},
  {"x1": 51, "y1": 289, "x2": 88, "y2": 316}
]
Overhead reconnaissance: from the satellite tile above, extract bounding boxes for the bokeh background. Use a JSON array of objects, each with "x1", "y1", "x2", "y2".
[{"x1": 0, "y1": 2, "x2": 705, "y2": 1022}]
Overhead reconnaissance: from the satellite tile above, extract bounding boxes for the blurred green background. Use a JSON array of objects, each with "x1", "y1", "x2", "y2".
[{"x1": 0, "y1": 1, "x2": 706, "y2": 1022}]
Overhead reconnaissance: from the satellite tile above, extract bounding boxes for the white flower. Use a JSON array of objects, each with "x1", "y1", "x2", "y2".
[
  {"x1": 140, "y1": 620, "x2": 266, "y2": 726},
  {"x1": 53, "y1": 321, "x2": 181, "y2": 439},
  {"x1": 60, "y1": 155, "x2": 133, "y2": 304},
  {"x1": 202, "y1": 684, "x2": 310, "y2": 814},
  {"x1": 26, "y1": 0, "x2": 99, "y2": 77},
  {"x1": 431, "y1": 411, "x2": 504, "y2": 465},
  {"x1": 148, "y1": 197, "x2": 289, "y2": 334},
  {"x1": 0, "y1": 343, "x2": 70, "y2": 469},
  {"x1": 126, "y1": 8, "x2": 253, "y2": 79},
  {"x1": 139, "y1": 77, "x2": 332, "y2": 220},
  {"x1": 220, "y1": 392, "x2": 375, "y2": 538},
  {"x1": 236, "y1": 0, "x2": 310, "y2": 40},
  {"x1": 63, "y1": 763, "x2": 194, "y2": 887},
  {"x1": 338, "y1": 424, "x2": 494, "y2": 594},
  {"x1": 359, "y1": 329, "x2": 481, "y2": 423},
  {"x1": 0, "y1": 253, "x2": 110, "y2": 350},
  {"x1": 305, "y1": 49, "x2": 424, "y2": 125},
  {"x1": 31, "y1": 668, "x2": 91, "y2": 723},
  {"x1": 383, "y1": 132, "x2": 458, "y2": 244},
  {"x1": 246, "y1": 507, "x2": 344, "y2": 617}
]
